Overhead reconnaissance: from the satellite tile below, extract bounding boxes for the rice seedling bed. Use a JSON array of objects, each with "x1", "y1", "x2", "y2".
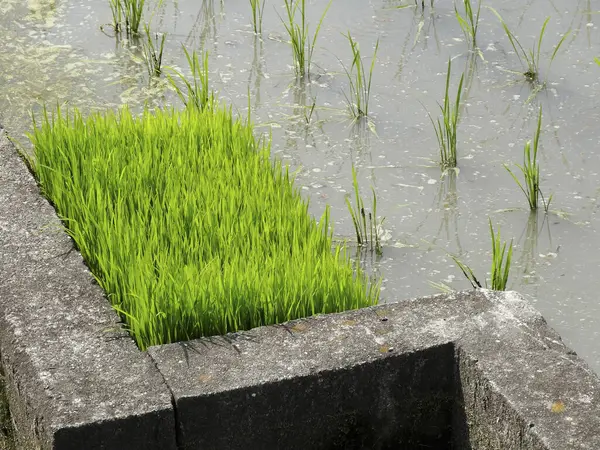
[
  {"x1": 27, "y1": 105, "x2": 378, "y2": 349},
  {"x1": 1, "y1": 0, "x2": 600, "y2": 373}
]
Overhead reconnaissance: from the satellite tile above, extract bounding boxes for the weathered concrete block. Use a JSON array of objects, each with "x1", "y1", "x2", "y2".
[
  {"x1": 149, "y1": 290, "x2": 600, "y2": 450},
  {"x1": 0, "y1": 130, "x2": 177, "y2": 449}
]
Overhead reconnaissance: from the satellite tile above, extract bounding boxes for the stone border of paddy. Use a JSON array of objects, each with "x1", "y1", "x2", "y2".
[{"x1": 1, "y1": 129, "x2": 600, "y2": 449}]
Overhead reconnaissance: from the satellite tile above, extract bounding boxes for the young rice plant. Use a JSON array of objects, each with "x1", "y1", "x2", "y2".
[
  {"x1": 455, "y1": 0, "x2": 481, "y2": 50},
  {"x1": 142, "y1": 23, "x2": 166, "y2": 78},
  {"x1": 427, "y1": 59, "x2": 464, "y2": 169},
  {"x1": 504, "y1": 106, "x2": 552, "y2": 212},
  {"x1": 489, "y1": 220, "x2": 513, "y2": 291},
  {"x1": 166, "y1": 47, "x2": 213, "y2": 111},
  {"x1": 341, "y1": 32, "x2": 379, "y2": 119},
  {"x1": 345, "y1": 165, "x2": 384, "y2": 255},
  {"x1": 249, "y1": 0, "x2": 265, "y2": 34},
  {"x1": 280, "y1": 0, "x2": 332, "y2": 78},
  {"x1": 28, "y1": 105, "x2": 379, "y2": 350},
  {"x1": 453, "y1": 219, "x2": 513, "y2": 291},
  {"x1": 489, "y1": 9, "x2": 571, "y2": 85},
  {"x1": 107, "y1": 0, "x2": 146, "y2": 36}
]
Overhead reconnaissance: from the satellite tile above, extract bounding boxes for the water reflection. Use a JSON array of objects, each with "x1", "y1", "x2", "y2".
[
  {"x1": 248, "y1": 35, "x2": 265, "y2": 109},
  {"x1": 434, "y1": 169, "x2": 462, "y2": 253}
]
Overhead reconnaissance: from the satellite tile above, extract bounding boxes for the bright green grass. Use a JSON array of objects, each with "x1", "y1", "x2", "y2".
[{"x1": 27, "y1": 105, "x2": 379, "y2": 350}]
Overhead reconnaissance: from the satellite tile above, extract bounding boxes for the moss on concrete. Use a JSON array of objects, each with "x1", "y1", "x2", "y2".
[{"x1": 0, "y1": 369, "x2": 15, "y2": 450}]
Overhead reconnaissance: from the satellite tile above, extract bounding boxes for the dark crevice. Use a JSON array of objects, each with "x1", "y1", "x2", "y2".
[{"x1": 145, "y1": 351, "x2": 182, "y2": 450}]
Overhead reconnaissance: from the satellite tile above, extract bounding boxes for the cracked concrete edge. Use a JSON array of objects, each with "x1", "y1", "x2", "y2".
[
  {"x1": 0, "y1": 129, "x2": 177, "y2": 449},
  {"x1": 149, "y1": 289, "x2": 600, "y2": 449}
]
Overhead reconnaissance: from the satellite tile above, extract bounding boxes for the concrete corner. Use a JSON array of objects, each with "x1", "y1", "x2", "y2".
[
  {"x1": 0, "y1": 130, "x2": 177, "y2": 449},
  {"x1": 149, "y1": 290, "x2": 600, "y2": 449}
]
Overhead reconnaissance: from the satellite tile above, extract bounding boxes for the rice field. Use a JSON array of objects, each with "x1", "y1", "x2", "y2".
[{"x1": 1, "y1": 0, "x2": 600, "y2": 371}]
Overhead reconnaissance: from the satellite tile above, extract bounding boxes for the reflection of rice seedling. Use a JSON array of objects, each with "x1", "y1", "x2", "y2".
[
  {"x1": 28, "y1": 104, "x2": 380, "y2": 350},
  {"x1": 249, "y1": 0, "x2": 265, "y2": 34},
  {"x1": 166, "y1": 47, "x2": 213, "y2": 110},
  {"x1": 426, "y1": 59, "x2": 464, "y2": 169},
  {"x1": 455, "y1": 0, "x2": 481, "y2": 49},
  {"x1": 142, "y1": 23, "x2": 166, "y2": 78},
  {"x1": 504, "y1": 106, "x2": 552, "y2": 212},
  {"x1": 453, "y1": 219, "x2": 513, "y2": 291},
  {"x1": 279, "y1": 0, "x2": 332, "y2": 78},
  {"x1": 341, "y1": 32, "x2": 379, "y2": 119},
  {"x1": 345, "y1": 165, "x2": 384, "y2": 255},
  {"x1": 489, "y1": 9, "x2": 570, "y2": 85}
]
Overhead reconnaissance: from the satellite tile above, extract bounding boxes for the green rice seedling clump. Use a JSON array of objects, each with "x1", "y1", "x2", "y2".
[
  {"x1": 427, "y1": 59, "x2": 464, "y2": 169},
  {"x1": 249, "y1": 0, "x2": 265, "y2": 34},
  {"x1": 142, "y1": 23, "x2": 166, "y2": 78},
  {"x1": 455, "y1": 0, "x2": 481, "y2": 50},
  {"x1": 345, "y1": 165, "x2": 384, "y2": 255},
  {"x1": 106, "y1": 0, "x2": 145, "y2": 36},
  {"x1": 489, "y1": 220, "x2": 513, "y2": 291},
  {"x1": 452, "y1": 219, "x2": 513, "y2": 291},
  {"x1": 280, "y1": 0, "x2": 332, "y2": 78},
  {"x1": 341, "y1": 32, "x2": 379, "y2": 119},
  {"x1": 489, "y1": 9, "x2": 570, "y2": 85},
  {"x1": 28, "y1": 104, "x2": 379, "y2": 350},
  {"x1": 504, "y1": 106, "x2": 552, "y2": 212}
]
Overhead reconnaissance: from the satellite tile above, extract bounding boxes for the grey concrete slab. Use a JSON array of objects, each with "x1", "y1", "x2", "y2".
[
  {"x1": 149, "y1": 289, "x2": 600, "y2": 450},
  {"x1": 0, "y1": 129, "x2": 177, "y2": 449}
]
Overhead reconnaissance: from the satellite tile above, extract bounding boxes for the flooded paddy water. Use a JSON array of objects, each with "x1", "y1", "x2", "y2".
[{"x1": 1, "y1": 0, "x2": 599, "y2": 371}]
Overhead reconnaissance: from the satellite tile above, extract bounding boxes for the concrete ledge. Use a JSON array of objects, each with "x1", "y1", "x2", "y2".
[
  {"x1": 148, "y1": 289, "x2": 600, "y2": 449},
  {"x1": 2, "y1": 127, "x2": 600, "y2": 449}
]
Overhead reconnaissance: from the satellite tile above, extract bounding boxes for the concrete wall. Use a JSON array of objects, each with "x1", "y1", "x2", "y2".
[{"x1": 2, "y1": 128, "x2": 600, "y2": 449}]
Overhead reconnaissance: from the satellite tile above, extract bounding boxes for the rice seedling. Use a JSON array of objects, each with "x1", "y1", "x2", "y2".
[
  {"x1": 595, "y1": 57, "x2": 600, "y2": 66},
  {"x1": 105, "y1": 0, "x2": 145, "y2": 36},
  {"x1": 142, "y1": 23, "x2": 166, "y2": 78},
  {"x1": 452, "y1": 219, "x2": 513, "y2": 291},
  {"x1": 341, "y1": 32, "x2": 379, "y2": 119},
  {"x1": 108, "y1": 0, "x2": 123, "y2": 33},
  {"x1": 504, "y1": 106, "x2": 552, "y2": 212},
  {"x1": 123, "y1": 0, "x2": 146, "y2": 36},
  {"x1": 279, "y1": 0, "x2": 332, "y2": 78},
  {"x1": 166, "y1": 47, "x2": 214, "y2": 110},
  {"x1": 28, "y1": 104, "x2": 379, "y2": 350},
  {"x1": 454, "y1": 0, "x2": 481, "y2": 49},
  {"x1": 426, "y1": 59, "x2": 464, "y2": 169},
  {"x1": 489, "y1": 219, "x2": 513, "y2": 291},
  {"x1": 249, "y1": 0, "x2": 265, "y2": 34},
  {"x1": 488, "y1": 9, "x2": 571, "y2": 84},
  {"x1": 345, "y1": 165, "x2": 385, "y2": 255}
]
